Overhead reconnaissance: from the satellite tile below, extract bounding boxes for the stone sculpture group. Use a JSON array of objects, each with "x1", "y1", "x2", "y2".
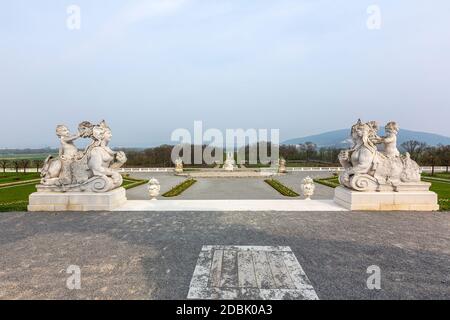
[
  {"x1": 28, "y1": 121, "x2": 128, "y2": 211},
  {"x1": 39, "y1": 120, "x2": 127, "y2": 193},
  {"x1": 338, "y1": 120, "x2": 422, "y2": 192},
  {"x1": 334, "y1": 119, "x2": 438, "y2": 211},
  {"x1": 28, "y1": 119, "x2": 438, "y2": 211}
]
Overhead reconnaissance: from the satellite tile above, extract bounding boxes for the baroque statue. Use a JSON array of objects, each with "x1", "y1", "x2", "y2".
[
  {"x1": 278, "y1": 157, "x2": 287, "y2": 173},
  {"x1": 338, "y1": 120, "x2": 422, "y2": 192},
  {"x1": 39, "y1": 120, "x2": 127, "y2": 193},
  {"x1": 223, "y1": 152, "x2": 235, "y2": 171},
  {"x1": 174, "y1": 157, "x2": 184, "y2": 173}
]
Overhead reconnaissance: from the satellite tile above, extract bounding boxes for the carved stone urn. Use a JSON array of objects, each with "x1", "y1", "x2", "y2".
[
  {"x1": 301, "y1": 176, "x2": 315, "y2": 200},
  {"x1": 147, "y1": 178, "x2": 161, "y2": 200}
]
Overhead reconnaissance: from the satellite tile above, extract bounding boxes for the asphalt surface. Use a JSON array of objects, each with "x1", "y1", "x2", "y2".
[{"x1": 1, "y1": 210, "x2": 449, "y2": 300}]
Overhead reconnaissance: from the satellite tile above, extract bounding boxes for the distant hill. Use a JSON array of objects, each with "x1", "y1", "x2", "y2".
[{"x1": 283, "y1": 128, "x2": 450, "y2": 148}]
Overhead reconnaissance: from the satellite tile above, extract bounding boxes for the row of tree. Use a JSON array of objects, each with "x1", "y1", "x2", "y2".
[
  {"x1": 400, "y1": 141, "x2": 450, "y2": 173},
  {"x1": 0, "y1": 159, "x2": 44, "y2": 173},
  {"x1": 1, "y1": 141, "x2": 449, "y2": 172},
  {"x1": 121, "y1": 141, "x2": 450, "y2": 171}
]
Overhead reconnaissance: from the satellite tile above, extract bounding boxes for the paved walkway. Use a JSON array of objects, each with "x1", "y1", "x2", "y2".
[
  {"x1": 1, "y1": 210, "x2": 449, "y2": 299},
  {"x1": 125, "y1": 172, "x2": 335, "y2": 200}
]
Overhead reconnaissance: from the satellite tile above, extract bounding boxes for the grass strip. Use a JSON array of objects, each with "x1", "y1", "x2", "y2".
[
  {"x1": 121, "y1": 176, "x2": 148, "y2": 190},
  {"x1": 0, "y1": 179, "x2": 41, "y2": 188},
  {"x1": 0, "y1": 173, "x2": 41, "y2": 184},
  {"x1": 264, "y1": 179, "x2": 299, "y2": 197},
  {"x1": 422, "y1": 172, "x2": 450, "y2": 180},
  {"x1": 162, "y1": 179, "x2": 196, "y2": 197},
  {"x1": 314, "y1": 177, "x2": 340, "y2": 188}
]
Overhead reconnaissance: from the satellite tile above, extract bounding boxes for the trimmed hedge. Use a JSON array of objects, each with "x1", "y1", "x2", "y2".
[
  {"x1": 162, "y1": 179, "x2": 196, "y2": 197},
  {"x1": 264, "y1": 179, "x2": 299, "y2": 197},
  {"x1": 0, "y1": 200, "x2": 28, "y2": 212},
  {"x1": 121, "y1": 174, "x2": 148, "y2": 190},
  {"x1": 314, "y1": 177, "x2": 340, "y2": 188}
]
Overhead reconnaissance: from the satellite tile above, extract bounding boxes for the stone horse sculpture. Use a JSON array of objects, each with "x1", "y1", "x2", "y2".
[
  {"x1": 39, "y1": 120, "x2": 127, "y2": 193},
  {"x1": 338, "y1": 120, "x2": 421, "y2": 192}
]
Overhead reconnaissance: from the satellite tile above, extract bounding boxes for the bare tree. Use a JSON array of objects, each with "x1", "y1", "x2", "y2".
[
  {"x1": 0, "y1": 159, "x2": 9, "y2": 173},
  {"x1": 19, "y1": 159, "x2": 31, "y2": 173},
  {"x1": 400, "y1": 140, "x2": 427, "y2": 160},
  {"x1": 11, "y1": 160, "x2": 20, "y2": 173},
  {"x1": 437, "y1": 145, "x2": 450, "y2": 173},
  {"x1": 421, "y1": 147, "x2": 439, "y2": 176},
  {"x1": 34, "y1": 159, "x2": 43, "y2": 173},
  {"x1": 305, "y1": 142, "x2": 317, "y2": 162}
]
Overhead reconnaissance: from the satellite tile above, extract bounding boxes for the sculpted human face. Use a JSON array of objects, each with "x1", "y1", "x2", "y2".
[
  {"x1": 56, "y1": 126, "x2": 70, "y2": 138},
  {"x1": 355, "y1": 127, "x2": 364, "y2": 138},
  {"x1": 103, "y1": 129, "x2": 112, "y2": 144}
]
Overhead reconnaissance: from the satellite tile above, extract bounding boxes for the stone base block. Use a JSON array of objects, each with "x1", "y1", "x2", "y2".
[
  {"x1": 27, "y1": 187, "x2": 127, "y2": 212},
  {"x1": 334, "y1": 186, "x2": 439, "y2": 211}
]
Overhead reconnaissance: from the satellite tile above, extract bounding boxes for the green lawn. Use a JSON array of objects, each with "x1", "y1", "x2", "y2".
[
  {"x1": 0, "y1": 174, "x2": 147, "y2": 212},
  {"x1": 244, "y1": 163, "x2": 271, "y2": 168},
  {"x1": 0, "y1": 183, "x2": 37, "y2": 211},
  {"x1": 286, "y1": 162, "x2": 338, "y2": 167},
  {"x1": 422, "y1": 172, "x2": 450, "y2": 180},
  {"x1": 315, "y1": 175, "x2": 450, "y2": 211},
  {"x1": 0, "y1": 153, "x2": 56, "y2": 160},
  {"x1": 423, "y1": 179, "x2": 450, "y2": 211},
  {"x1": 0, "y1": 173, "x2": 41, "y2": 211},
  {"x1": 0, "y1": 172, "x2": 40, "y2": 184}
]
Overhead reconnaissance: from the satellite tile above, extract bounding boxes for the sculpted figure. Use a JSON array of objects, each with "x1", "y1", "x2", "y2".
[
  {"x1": 38, "y1": 120, "x2": 127, "y2": 192},
  {"x1": 339, "y1": 119, "x2": 421, "y2": 191},
  {"x1": 339, "y1": 120, "x2": 376, "y2": 180},
  {"x1": 57, "y1": 125, "x2": 80, "y2": 160},
  {"x1": 86, "y1": 121, "x2": 126, "y2": 188},
  {"x1": 41, "y1": 125, "x2": 80, "y2": 185},
  {"x1": 278, "y1": 157, "x2": 287, "y2": 173},
  {"x1": 379, "y1": 122, "x2": 400, "y2": 158},
  {"x1": 223, "y1": 152, "x2": 235, "y2": 171},
  {"x1": 174, "y1": 157, "x2": 183, "y2": 173}
]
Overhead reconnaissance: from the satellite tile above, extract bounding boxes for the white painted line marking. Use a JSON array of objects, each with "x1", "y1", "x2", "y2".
[
  {"x1": 187, "y1": 245, "x2": 319, "y2": 300},
  {"x1": 114, "y1": 199, "x2": 348, "y2": 211}
]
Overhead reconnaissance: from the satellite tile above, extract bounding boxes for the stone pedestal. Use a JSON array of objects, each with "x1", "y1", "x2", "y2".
[
  {"x1": 28, "y1": 187, "x2": 127, "y2": 212},
  {"x1": 334, "y1": 186, "x2": 439, "y2": 211}
]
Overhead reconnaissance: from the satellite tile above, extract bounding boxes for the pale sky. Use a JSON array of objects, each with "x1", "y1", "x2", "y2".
[{"x1": 1, "y1": 0, "x2": 449, "y2": 148}]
